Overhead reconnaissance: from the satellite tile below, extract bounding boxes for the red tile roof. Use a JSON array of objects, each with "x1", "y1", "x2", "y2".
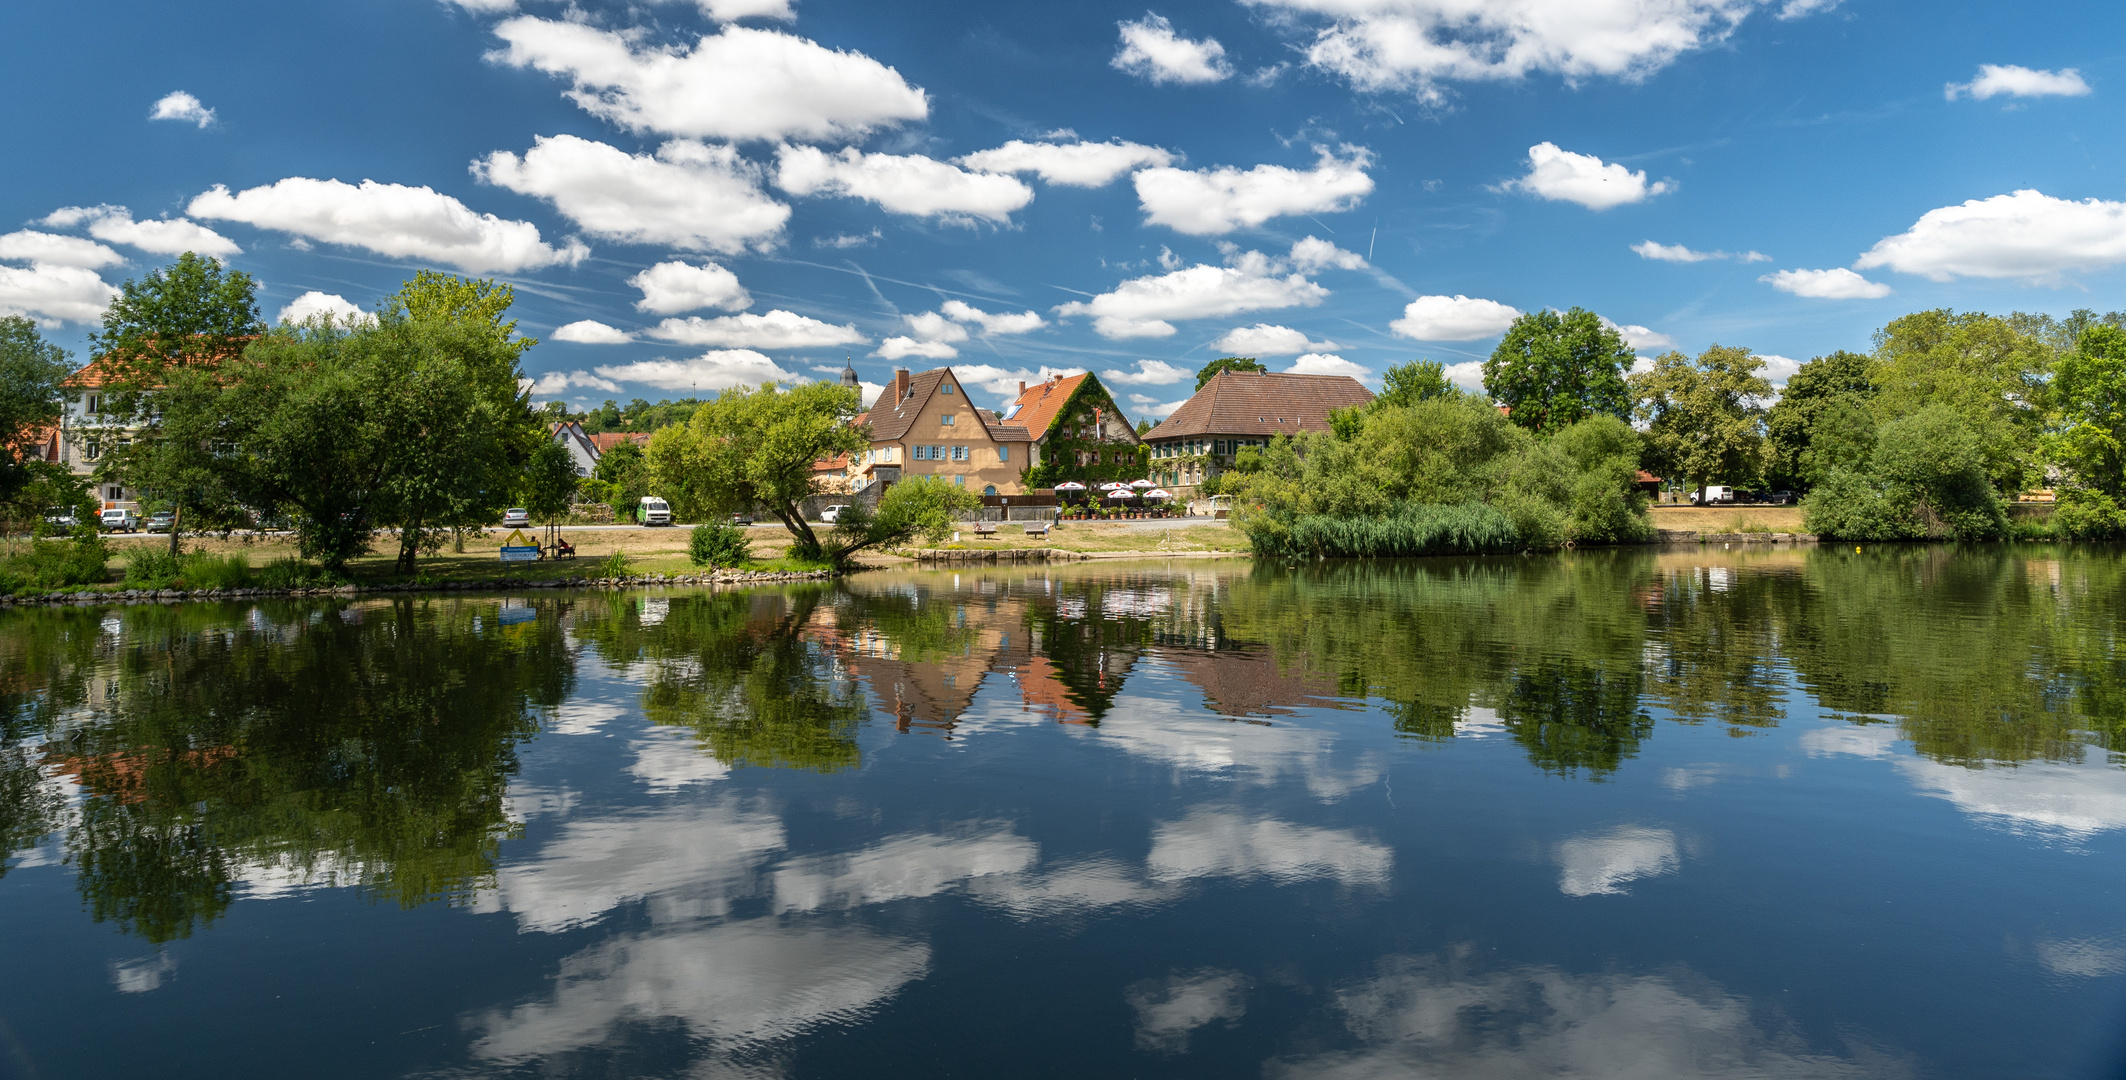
[
  {"x1": 1146, "y1": 371, "x2": 1373, "y2": 441},
  {"x1": 588, "y1": 432, "x2": 651, "y2": 453},
  {"x1": 1000, "y1": 373, "x2": 1090, "y2": 440}
]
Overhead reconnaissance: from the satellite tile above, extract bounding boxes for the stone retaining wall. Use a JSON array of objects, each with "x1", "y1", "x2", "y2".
[{"x1": 0, "y1": 566, "x2": 838, "y2": 607}]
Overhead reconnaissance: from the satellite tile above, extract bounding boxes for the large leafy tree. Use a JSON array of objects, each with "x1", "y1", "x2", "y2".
[
  {"x1": 0, "y1": 316, "x2": 73, "y2": 507},
  {"x1": 1630, "y1": 345, "x2": 1772, "y2": 499},
  {"x1": 1195, "y1": 356, "x2": 1266, "y2": 391},
  {"x1": 90, "y1": 254, "x2": 265, "y2": 555},
  {"x1": 2044, "y1": 324, "x2": 2126, "y2": 536},
  {"x1": 648, "y1": 380, "x2": 866, "y2": 554},
  {"x1": 1483, "y1": 308, "x2": 1634, "y2": 433},
  {"x1": 1762, "y1": 350, "x2": 1877, "y2": 491},
  {"x1": 1871, "y1": 309, "x2": 2051, "y2": 494}
]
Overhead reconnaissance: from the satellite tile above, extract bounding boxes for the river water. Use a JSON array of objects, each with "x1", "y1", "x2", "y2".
[{"x1": 3, "y1": 548, "x2": 2124, "y2": 1078}]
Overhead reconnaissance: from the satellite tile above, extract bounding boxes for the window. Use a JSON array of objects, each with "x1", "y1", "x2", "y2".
[
  {"x1": 84, "y1": 440, "x2": 100, "y2": 461},
  {"x1": 984, "y1": 485, "x2": 997, "y2": 496},
  {"x1": 951, "y1": 446, "x2": 968, "y2": 461},
  {"x1": 1214, "y1": 440, "x2": 1225, "y2": 455},
  {"x1": 955, "y1": 474, "x2": 965, "y2": 486},
  {"x1": 943, "y1": 383, "x2": 955, "y2": 395},
  {"x1": 85, "y1": 394, "x2": 101, "y2": 414},
  {"x1": 941, "y1": 413, "x2": 955, "y2": 425},
  {"x1": 105, "y1": 486, "x2": 123, "y2": 501},
  {"x1": 997, "y1": 445, "x2": 1009, "y2": 462}
]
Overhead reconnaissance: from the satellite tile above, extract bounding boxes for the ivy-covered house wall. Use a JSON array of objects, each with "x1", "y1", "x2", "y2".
[{"x1": 1018, "y1": 375, "x2": 1150, "y2": 489}]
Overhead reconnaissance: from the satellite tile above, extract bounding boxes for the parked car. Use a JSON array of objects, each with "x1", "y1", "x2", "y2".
[
  {"x1": 636, "y1": 496, "x2": 673, "y2": 526},
  {"x1": 1767, "y1": 490, "x2": 1797, "y2": 506},
  {"x1": 500, "y1": 507, "x2": 532, "y2": 528},
  {"x1": 820, "y1": 504, "x2": 852, "y2": 524},
  {"x1": 43, "y1": 507, "x2": 79, "y2": 529},
  {"x1": 1689, "y1": 485, "x2": 1736, "y2": 506},
  {"x1": 100, "y1": 507, "x2": 141, "y2": 532},
  {"x1": 729, "y1": 511, "x2": 755, "y2": 526},
  {"x1": 146, "y1": 511, "x2": 176, "y2": 533}
]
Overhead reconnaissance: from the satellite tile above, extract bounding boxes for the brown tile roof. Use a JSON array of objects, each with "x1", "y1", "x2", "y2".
[
  {"x1": 814, "y1": 454, "x2": 850, "y2": 471},
  {"x1": 863, "y1": 368, "x2": 950, "y2": 443},
  {"x1": 588, "y1": 432, "x2": 651, "y2": 453},
  {"x1": 1146, "y1": 371, "x2": 1372, "y2": 441},
  {"x1": 975, "y1": 408, "x2": 1032, "y2": 443},
  {"x1": 1001, "y1": 373, "x2": 1091, "y2": 440}
]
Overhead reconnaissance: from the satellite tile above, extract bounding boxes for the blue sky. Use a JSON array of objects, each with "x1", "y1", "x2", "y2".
[{"x1": 3, "y1": 0, "x2": 2122, "y2": 419}]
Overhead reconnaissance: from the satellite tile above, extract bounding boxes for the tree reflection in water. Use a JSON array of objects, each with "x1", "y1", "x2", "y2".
[{"x1": 1, "y1": 597, "x2": 570, "y2": 942}]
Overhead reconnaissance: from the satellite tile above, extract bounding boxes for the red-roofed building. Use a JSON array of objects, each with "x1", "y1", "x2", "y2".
[{"x1": 846, "y1": 367, "x2": 1033, "y2": 496}]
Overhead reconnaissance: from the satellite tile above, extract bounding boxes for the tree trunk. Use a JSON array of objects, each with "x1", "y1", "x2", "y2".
[
  {"x1": 777, "y1": 501, "x2": 818, "y2": 552},
  {"x1": 396, "y1": 511, "x2": 423, "y2": 575},
  {"x1": 168, "y1": 504, "x2": 182, "y2": 558}
]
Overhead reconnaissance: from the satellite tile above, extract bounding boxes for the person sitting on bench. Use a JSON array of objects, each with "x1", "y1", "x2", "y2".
[{"x1": 551, "y1": 536, "x2": 577, "y2": 559}]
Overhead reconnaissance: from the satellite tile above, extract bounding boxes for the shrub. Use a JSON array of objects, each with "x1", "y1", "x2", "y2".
[
  {"x1": 1803, "y1": 408, "x2": 2006, "y2": 541},
  {"x1": 600, "y1": 550, "x2": 631, "y2": 578},
  {"x1": 124, "y1": 547, "x2": 184, "y2": 588},
  {"x1": 2054, "y1": 490, "x2": 2126, "y2": 540},
  {"x1": 0, "y1": 530, "x2": 109, "y2": 592},
  {"x1": 254, "y1": 557, "x2": 339, "y2": 590},
  {"x1": 688, "y1": 522, "x2": 752, "y2": 568},
  {"x1": 181, "y1": 552, "x2": 253, "y2": 590},
  {"x1": 1257, "y1": 502, "x2": 1520, "y2": 559}
]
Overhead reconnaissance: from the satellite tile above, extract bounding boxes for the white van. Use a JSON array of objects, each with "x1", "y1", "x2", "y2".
[
  {"x1": 100, "y1": 507, "x2": 141, "y2": 532},
  {"x1": 636, "y1": 496, "x2": 673, "y2": 526},
  {"x1": 1690, "y1": 485, "x2": 1736, "y2": 506}
]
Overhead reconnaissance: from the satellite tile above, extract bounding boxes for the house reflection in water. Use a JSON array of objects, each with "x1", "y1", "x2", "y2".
[{"x1": 810, "y1": 570, "x2": 1339, "y2": 737}]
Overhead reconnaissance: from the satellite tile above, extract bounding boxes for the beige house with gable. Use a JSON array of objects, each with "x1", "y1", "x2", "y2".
[{"x1": 840, "y1": 367, "x2": 1033, "y2": 496}]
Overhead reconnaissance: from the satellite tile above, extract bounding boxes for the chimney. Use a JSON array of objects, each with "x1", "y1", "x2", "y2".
[
  {"x1": 893, "y1": 368, "x2": 910, "y2": 402},
  {"x1": 1018, "y1": 380, "x2": 1026, "y2": 396}
]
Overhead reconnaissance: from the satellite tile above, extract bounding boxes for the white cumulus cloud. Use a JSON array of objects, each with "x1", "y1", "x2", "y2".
[
  {"x1": 553, "y1": 320, "x2": 633, "y2": 344},
  {"x1": 874, "y1": 310, "x2": 970, "y2": 360},
  {"x1": 1390, "y1": 294, "x2": 1522, "y2": 341},
  {"x1": 628, "y1": 259, "x2": 751, "y2": 314},
  {"x1": 1854, "y1": 190, "x2": 2126, "y2": 283},
  {"x1": 650, "y1": 310, "x2": 867, "y2": 349},
  {"x1": 1504, "y1": 142, "x2": 1671, "y2": 210},
  {"x1": 1601, "y1": 316, "x2": 1674, "y2": 350},
  {"x1": 488, "y1": 18, "x2": 928, "y2": 142},
  {"x1": 188, "y1": 178, "x2": 585, "y2": 273},
  {"x1": 1760, "y1": 267, "x2": 1893, "y2": 299},
  {"x1": 44, "y1": 205, "x2": 241, "y2": 257},
  {"x1": 775, "y1": 146, "x2": 1034, "y2": 223},
  {"x1": 476, "y1": 135, "x2": 789, "y2": 255},
  {"x1": 1632, "y1": 240, "x2": 1767, "y2": 263},
  {"x1": 698, "y1": 0, "x2": 795, "y2": 20},
  {"x1": 1286, "y1": 352, "x2": 1370, "y2": 378},
  {"x1": 528, "y1": 369, "x2": 626, "y2": 395},
  {"x1": 275, "y1": 291, "x2": 371, "y2": 326},
  {"x1": 0, "y1": 231, "x2": 122, "y2": 269},
  {"x1": 1213, "y1": 323, "x2": 1339, "y2": 356},
  {"x1": 1112, "y1": 13, "x2": 1232, "y2": 85},
  {"x1": 1136, "y1": 147, "x2": 1373, "y2": 235},
  {"x1": 1946, "y1": 64, "x2": 2092, "y2": 102},
  {"x1": 0, "y1": 263, "x2": 119, "y2": 325},
  {"x1": 1101, "y1": 359, "x2": 1192, "y2": 385},
  {"x1": 939, "y1": 300, "x2": 1045, "y2": 335},
  {"x1": 595, "y1": 349, "x2": 796, "y2": 391},
  {"x1": 1244, "y1": 0, "x2": 1779, "y2": 101},
  {"x1": 956, "y1": 139, "x2": 1176, "y2": 188},
  {"x1": 149, "y1": 91, "x2": 216, "y2": 128},
  {"x1": 1055, "y1": 248, "x2": 1330, "y2": 339}
]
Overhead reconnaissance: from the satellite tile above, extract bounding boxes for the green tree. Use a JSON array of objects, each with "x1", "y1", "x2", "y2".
[
  {"x1": 821, "y1": 476, "x2": 980, "y2": 564},
  {"x1": 1483, "y1": 308, "x2": 1634, "y2": 434},
  {"x1": 0, "y1": 316, "x2": 72, "y2": 488},
  {"x1": 2044, "y1": 323, "x2": 2126, "y2": 536},
  {"x1": 517, "y1": 439, "x2": 579, "y2": 531},
  {"x1": 1762, "y1": 350, "x2": 1877, "y2": 491},
  {"x1": 1802, "y1": 407, "x2": 2006, "y2": 541},
  {"x1": 90, "y1": 254, "x2": 265, "y2": 556},
  {"x1": 593, "y1": 439, "x2": 649, "y2": 519},
  {"x1": 647, "y1": 380, "x2": 865, "y2": 554},
  {"x1": 1195, "y1": 356, "x2": 1266, "y2": 391},
  {"x1": 1872, "y1": 309, "x2": 2051, "y2": 495},
  {"x1": 1375, "y1": 359, "x2": 1455, "y2": 410},
  {"x1": 1630, "y1": 345, "x2": 1772, "y2": 500}
]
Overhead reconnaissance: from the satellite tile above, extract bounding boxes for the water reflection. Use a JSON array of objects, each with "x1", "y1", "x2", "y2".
[{"x1": 4, "y1": 549, "x2": 2125, "y2": 1079}]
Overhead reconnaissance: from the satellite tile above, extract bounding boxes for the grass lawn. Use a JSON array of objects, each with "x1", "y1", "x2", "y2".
[{"x1": 1648, "y1": 505, "x2": 1808, "y2": 533}]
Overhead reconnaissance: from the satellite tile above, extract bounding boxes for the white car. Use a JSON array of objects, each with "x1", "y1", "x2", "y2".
[
  {"x1": 100, "y1": 507, "x2": 141, "y2": 533},
  {"x1": 500, "y1": 507, "x2": 532, "y2": 528},
  {"x1": 821, "y1": 504, "x2": 852, "y2": 524}
]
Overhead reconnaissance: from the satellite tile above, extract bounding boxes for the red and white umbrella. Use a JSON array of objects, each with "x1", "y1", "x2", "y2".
[
  {"x1": 1143, "y1": 488, "x2": 1174, "y2": 500},
  {"x1": 1105, "y1": 487, "x2": 1135, "y2": 500},
  {"x1": 1130, "y1": 478, "x2": 1154, "y2": 489},
  {"x1": 1054, "y1": 481, "x2": 1087, "y2": 491}
]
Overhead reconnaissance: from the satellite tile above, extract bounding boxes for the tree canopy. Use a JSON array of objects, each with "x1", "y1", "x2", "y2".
[
  {"x1": 646, "y1": 380, "x2": 866, "y2": 554},
  {"x1": 1763, "y1": 350, "x2": 1877, "y2": 491},
  {"x1": 1482, "y1": 308, "x2": 1634, "y2": 434},
  {"x1": 1630, "y1": 345, "x2": 1772, "y2": 496},
  {"x1": 1195, "y1": 356, "x2": 1266, "y2": 391}
]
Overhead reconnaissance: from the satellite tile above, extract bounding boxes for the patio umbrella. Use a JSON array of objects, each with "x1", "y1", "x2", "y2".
[
  {"x1": 1054, "y1": 481, "x2": 1087, "y2": 491},
  {"x1": 1106, "y1": 487, "x2": 1135, "y2": 500},
  {"x1": 1143, "y1": 489, "x2": 1173, "y2": 500},
  {"x1": 1130, "y1": 478, "x2": 1154, "y2": 489}
]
